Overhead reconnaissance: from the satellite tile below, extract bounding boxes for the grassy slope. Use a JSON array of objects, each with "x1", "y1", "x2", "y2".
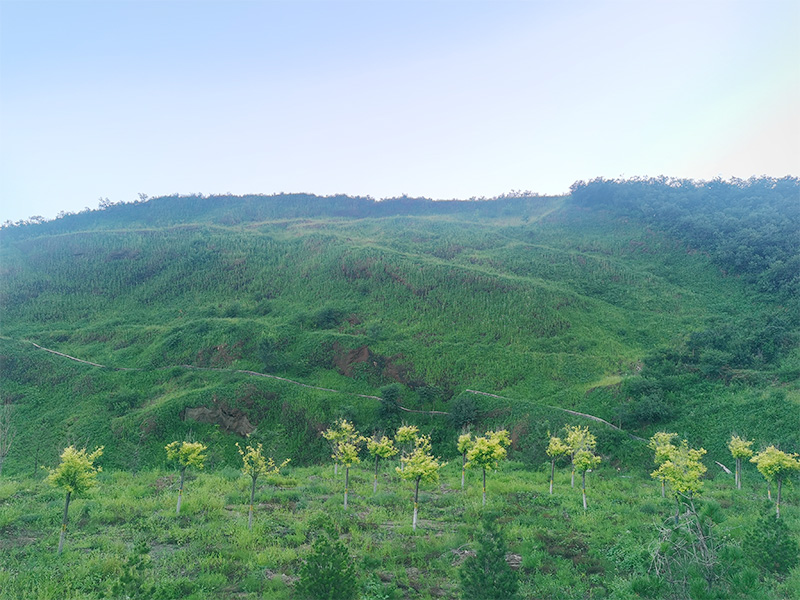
[{"x1": 1, "y1": 195, "x2": 797, "y2": 473}]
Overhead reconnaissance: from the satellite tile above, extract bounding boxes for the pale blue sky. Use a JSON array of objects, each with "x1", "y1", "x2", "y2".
[{"x1": 1, "y1": 0, "x2": 798, "y2": 222}]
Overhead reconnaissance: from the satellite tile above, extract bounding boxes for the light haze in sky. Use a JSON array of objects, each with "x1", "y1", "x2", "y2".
[{"x1": 1, "y1": 0, "x2": 798, "y2": 223}]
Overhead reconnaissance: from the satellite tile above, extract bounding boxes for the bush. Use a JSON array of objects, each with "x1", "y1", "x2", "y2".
[
  {"x1": 296, "y1": 533, "x2": 358, "y2": 600},
  {"x1": 460, "y1": 513, "x2": 520, "y2": 600}
]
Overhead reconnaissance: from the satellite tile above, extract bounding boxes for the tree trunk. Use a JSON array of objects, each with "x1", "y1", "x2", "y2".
[
  {"x1": 176, "y1": 466, "x2": 185, "y2": 515},
  {"x1": 550, "y1": 459, "x2": 555, "y2": 495},
  {"x1": 373, "y1": 456, "x2": 379, "y2": 494},
  {"x1": 571, "y1": 466, "x2": 575, "y2": 488},
  {"x1": 0, "y1": 453, "x2": 4, "y2": 478},
  {"x1": 461, "y1": 453, "x2": 466, "y2": 490},
  {"x1": 582, "y1": 471, "x2": 587, "y2": 511},
  {"x1": 735, "y1": 458, "x2": 741, "y2": 489},
  {"x1": 248, "y1": 475, "x2": 257, "y2": 530},
  {"x1": 334, "y1": 463, "x2": 338, "y2": 476},
  {"x1": 412, "y1": 478, "x2": 420, "y2": 531},
  {"x1": 58, "y1": 491, "x2": 71, "y2": 554},
  {"x1": 482, "y1": 468, "x2": 487, "y2": 506},
  {"x1": 767, "y1": 481, "x2": 772, "y2": 501},
  {"x1": 675, "y1": 498, "x2": 680, "y2": 526},
  {"x1": 661, "y1": 478, "x2": 665, "y2": 498},
  {"x1": 776, "y1": 478, "x2": 782, "y2": 518},
  {"x1": 344, "y1": 466, "x2": 349, "y2": 509}
]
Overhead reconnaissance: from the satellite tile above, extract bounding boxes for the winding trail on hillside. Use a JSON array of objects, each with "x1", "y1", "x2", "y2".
[{"x1": 7, "y1": 336, "x2": 644, "y2": 439}]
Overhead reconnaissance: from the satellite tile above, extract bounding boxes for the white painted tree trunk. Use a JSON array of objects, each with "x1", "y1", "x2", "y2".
[
  {"x1": 57, "y1": 491, "x2": 71, "y2": 554},
  {"x1": 176, "y1": 467, "x2": 186, "y2": 515}
]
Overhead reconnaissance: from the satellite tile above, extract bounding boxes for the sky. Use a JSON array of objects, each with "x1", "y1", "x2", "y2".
[{"x1": 1, "y1": 0, "x2": 798, "y2": 223}]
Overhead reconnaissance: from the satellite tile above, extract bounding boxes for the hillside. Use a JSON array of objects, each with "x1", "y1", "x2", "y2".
[{"x1": 2, "y1": 178, "x2": 798, "y2": 474}]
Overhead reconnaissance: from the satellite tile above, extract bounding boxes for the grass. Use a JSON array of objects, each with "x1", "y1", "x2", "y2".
[{"x1": 1, "y1": 457, "x2": 797, "y2": 600}]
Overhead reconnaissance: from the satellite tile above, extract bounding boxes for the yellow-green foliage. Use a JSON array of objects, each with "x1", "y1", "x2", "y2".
[
  {"x1": 395, "y1": 424, "x2": 420, "y2": 446},
  {"x1": 457, "y1": 432, "x2": 475, "y2": 456},
  {"x1": 367, "y1": 435, "x2": 398, "y2": 460},
  {"x1": 236, "y1": 442, "x2": 290, "y2": 479},
  {"x1": 728, "y1": 435, "x2": 754, "y2": 460},
  {"x1": 165, "y1": 441, "x2": 207, "y2": 470},
  {"x1": 46, "y1": 446, "x2": 104, "y2": 495},
  {"x1": 565, "y1": 425, "x2": 596, "y2": 456},
  {"x1": 750, "y1": 446, "x2": 800, "y2": 483},
  {"x1": 466, "y1": 430, "x2": 511, "y2": 472},
  {"x1": 397, "y1": 435, "x2": 445, "y2": 484},
  {"x1": 651, "y1": 440, "x2": 707, "y2": 497},
  {"x1": 546, "y1": 435, "x2": 569, "y2": 459},
  {"x1": 323, "y1": 420, "x2": 364, "y2": 468},
  {"x1": 648, "y1": 432, "x2": 678, "y2": 465},
  {"x1": 573, "y1": 449, "x2": 601, "y2": 474}
]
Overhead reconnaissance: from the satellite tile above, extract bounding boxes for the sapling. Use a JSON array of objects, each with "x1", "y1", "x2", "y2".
[
  {"x1": 648, "y1": 432, "x2": 677, "y2": 497},
  {"x1": 335, "y1": 436, "x2": 364, "y2": 509},
  {"x1": 366, "y1": 434, "x2": 398, "y2": 494},
  {"x1": 322, "y1": 419, "x2": 359, "y2": 476},
  {"x1": 396, "y1": 435, "x2": 445, "y2": 531},
  {"x1": 394, "y1": 424, "x2": 419, "y2": 472},
  {"x1": 651, "y1": 439, "x2": 706, "y2": 525},
  {"x1": 236, "y1": 442, "x2": 289, "y2": 529},
  {"x1": 573, "y1": 449, "x2": 601, "y2": 510},
  {"x1": 545, "y1": 433, "x2": 569, "y2": 495},
  {"x1": 46, "y1": 445, "x2": 103, "y2": 554},
  {"x1": 727, "y1": 434, "x2": 753, "y2": 490},
  {"x1": 565, "y1": 425, "x2": 596, "y2": 489},
  {"x1": 165, "y1": 440, "x2": 206, "y2": 515},
  {"x1": 457, "y1": 431, "x2": 475, "y2": 490},
  {"x1": 465, "y1": 430, "x2": 510, "y2": 506},
  {"x1": 750, "y1": 446, "x2": 800, "y2": 518}
]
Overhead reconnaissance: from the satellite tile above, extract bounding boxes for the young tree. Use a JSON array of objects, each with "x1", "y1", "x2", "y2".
[
  {"x1": 165, "y1": 441, "x2": 206, "y2": 515},
  {"x1": 396, "y1": 435, "x2": 445, "y2": 531},
  {"x1": 727, "y1": 434, "x2": 754, "y2": 490},
  {"x1": 648, "y1": 432, "x2": 678, "y2": 497},
  {"x1": 236, "y1": 442, "x2": 289, "y2": 529},
  {"x1": 465, "y1": 430, "x2": 511, "y2": 506},
  {"x1": 296, "y1": 533, "x2": 358, "y2": 600},
  {"x1": 46, "y1": 445, "x2": 103, "y2": 553},
  {"x1": 366, "y1": 434, "x2": 398, "y2": 494},
  {"x1": 651, "y1": 439, "x2": 706, "y2": 525},
  {"x1": 573, "y1": 449, "x2": 601, "y2": 510},
  {"x1": 460, "y1": 513, "x2": 521, "y2": 600},
  {"x1": 565, "y1": 425, "x2": 596, "y2": 489},
  {"x1": 545, "y1": 433, "x2": 569, "y2": 495},
  {"x1": 322, "y1": 419, "x2": 358, "y2": 476},
  {"x1": 750, "y1": 446, "x2": 800, "y2": 518},
  {"x1": 457, "y1": 431, "x2": 475, "y2": 490},
  {"x1": 335, "y1": 436, "x2": 364, "y2": 509},
  {"x1": 394, "y1": 424, "x2": 419, "y2": 472},
  {"x1": 0, "y1": 405, "x2": 15, "y2": 477}
]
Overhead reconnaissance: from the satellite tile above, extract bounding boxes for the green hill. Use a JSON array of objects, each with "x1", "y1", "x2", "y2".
[{"x1": 1, "y1": 178, "x2": 798, "y2": 474}]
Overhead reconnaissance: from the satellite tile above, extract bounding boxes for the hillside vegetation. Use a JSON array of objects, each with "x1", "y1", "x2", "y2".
[{"x1": 1, "y1": 177, "x2": 799, "y2": 599}]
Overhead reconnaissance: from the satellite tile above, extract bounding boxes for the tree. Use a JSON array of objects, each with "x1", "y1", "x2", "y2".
[
  {"x1": 648, "y1": 432, "x2": 678, "y2": 497},
  {"x1": 0, "y1": 405, "x2": 15, "y2": 477},
  {"x1": 573, "y1": 449, "x2": 601, "y2": 510},
  {"x1": 394, "y1": 423, "x2": 419, "y2": 471},
  {"x1": 460, "y1": 513, "x2": 521, "y2": 600},
  {"x1": 296, "y1": 533, "x2": 358, "y2": 600},
  {"x1": 322, "y1": 419, "x2": 359, "y2": 476},
  {"x1": 366, "y1": 434, "x2": 398, "y2": 494},
  {"x1": 165, "y1": 441, "x2": 206, "y2": 515},
  {"x1": 750, "y1": 446, "x2": 800, "y2": 518},
  {"x1": 236, "y1": 442, "x2": 289, "y2": 529},
  {"x1": 545, "y1": 433, "x2": 569, "y2": 495},
  {"x1": 745, "y1": 505, "x2": 800, "y2": 576},
  {"x1": 651, "y1": 439, "x2": 706, "y2": 525},
  {"x1": 46, "y1": 445, "x2": 103, "y2": 553},
  {"x1": 457, "y1": 431, "x2": 475, "y2": 490},
  {"x1": 465, "y1": 430, "x2": 510, "y2": 506},
  {"x1": 377, "y1": 384, "x2": 402, "y2": 430},
  {"x1": 565, "y1": 425, "x2": 596, "y2": 489},
  {"x1": 334, "y1": 435, "x2": 364, "y2": 509},
  {"x1": 728, "y1": 434, "x2": 754, "y2": 490},
  {"x1": 396, "y1": 435, "x2": 445, "y2": 531}
]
